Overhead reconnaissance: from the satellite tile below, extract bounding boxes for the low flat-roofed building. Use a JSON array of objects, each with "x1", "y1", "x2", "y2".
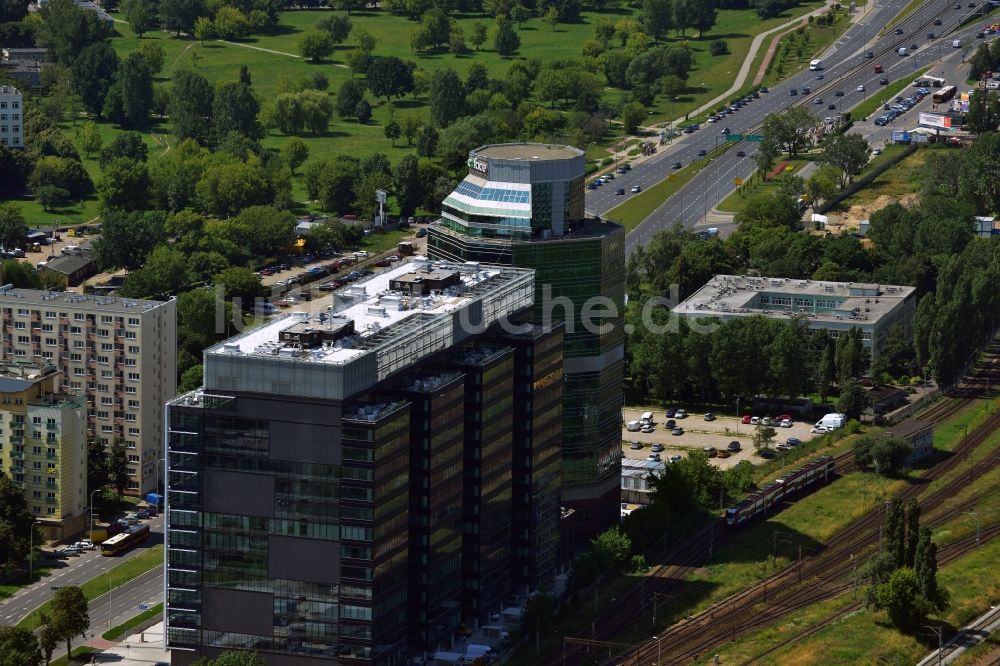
[
  {"x1": 672, "y1": 274, "x2": 917, "y2": 357},
  {"x1": 1, "y1": 48, "x2": 49, "y2": 63},
  {"x1": 621, "y1": 456, "x2": 665, "y2": 505},
  {"x1": 867, "y1": 385, "x2": 907, "y2": 415},
  {"x1": 886, "y1": 418, "x2": 933, "y2": 463}
]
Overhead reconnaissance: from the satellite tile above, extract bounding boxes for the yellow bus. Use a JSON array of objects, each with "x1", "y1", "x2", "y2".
[{"x1": 100, "y1": 524, "x2": 151, "y2": 556}]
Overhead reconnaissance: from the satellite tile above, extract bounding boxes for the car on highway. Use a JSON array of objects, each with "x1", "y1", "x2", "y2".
[
  {"x1": 880, "y1": 77, "x2": 890, "y2": 85},
  {"x1": 789, "y1": 88, "x2": 798, "y2": 95},
  {"x1": 894, "y1": 27, "x2": 904, "y2": 34},
  {"x1": 802, "y1": 86, "x2": 811, "y2": 94},
  {"x1": 828, "y1": 103, "x2": 837, "y2": 110},
  {"x1": 816, "y1": 73, "x2": 825, "y2": 80},
  {"x1": 935, "y1": 17, "x2": 943, "y2": 24},
  {"x1": 615, "y1": 188, "x2": 625, "y2": 195},
  {"x1": 631, "y1": 185, "x2": 641, "y2": 193},
  {"x1": 697, "y1": 149, "x2": 707, "y2": 157},
  {"x1": 835, "y1": 90, "x2": 844, "y2": 97},
  {"x1": 722, "y1": 126, "x2": 731, "y2": 134},
  {"x1": 586, "y1": 182, "x2": 599, "y2": 190},
  {"x1": 865, "y1": 51, "x2": 874, "y2": 58},
  {"x1": 911, "y1": 43, "x2": 918, "y2": 51},
  {"x1": 737, "y1": 150, "x2": 746, "y2": 157},
  {"x1": 968, "y1": 1, "x2": 975, "y2": 6},
  {"x1": 814, "y1": 97, "x2": 823, "y2": 104},
  {"x1": 728, "y1": 441, "x2": 741, "y2": 452},
  {"x1": 671, "y1": 162, "x2": 682, "y2": 169},
  {"x1": 856, "y1": 84, "x2": 865, "y2": 92},
  {"x1": 928, "y1": 32, "x2": 935, "y2": 39}
]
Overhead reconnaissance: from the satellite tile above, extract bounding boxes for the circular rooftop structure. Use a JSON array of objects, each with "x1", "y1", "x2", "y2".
[{"x1": 474, "y1": 143, "x2": 584, "y2": 161}]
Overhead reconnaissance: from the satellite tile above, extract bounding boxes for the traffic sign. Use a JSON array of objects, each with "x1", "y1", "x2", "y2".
[
  {"x1": 375, "y1": 189, "x2": 388, "y2": 204},
  {"x1": 725, "y1": 134, "x2": 744, "y2": 141},
  {"x1": 746, "y1": 134, "x2": 764, "y2": 142},
  {"x1": 734, "y1": 177, "x2": 743, "y2": 186}
]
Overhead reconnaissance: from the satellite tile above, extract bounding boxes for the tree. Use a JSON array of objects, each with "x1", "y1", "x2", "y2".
[
  {"x1": 29, "y1": 156, "x2": 91, "y2": 201},
  {"x1": 471, "y1": 20, "x2": 488, "y2": 49},
  {"x1": 853, "y1": 432, "x2": 912, "y2": 475},
  {"x1": 191, "y1": 651, "x2": 267, "y2": 666},
  {"x1": 96, "y1": 158, "x2": 150, "y2": 212},
  {"x1": 37, "y1": 617, "x2": 58, "y2": 666},
  {"x1": 835, "y1": 327, "x2": 868, "y2": 383},
  {"x1": 822, "y1": 132, "x2": 870, "y2": 187},
  {"x1": 875, "y1": 568, "x2": 932, "y2": 631},
  {"x1": 50, "y1": 586, "x2": 89, "y2": 660},
  {"x1": 913, "y1": 525, "x2": 947, "y2": 611},
  {"x1": 642, "y1": 0, "x2": 672, "y2": 41},
  {"x1": 215, "y1": 266, "x2": 264, "y2": 306},
  {"x1": 965, "y1": 89, "x2": 1000, "y2": 135},
  {"x1": 336, "y1": 78, "x2": 365, "y2": 119},
  {"x1": 328, "y1": 0, "x2": 365, "y2": 13},
  {"x1": 70, "y1": 42, "x2": 120, "y2": 117},
  {"x1": 38, "y1": 0, "x2": 110, "y2": 65},
  {"x1": 281, "y1": 137, "x2": 309, "y2": 173},
  {"x1": 0, "y1": 626, "x2": 41, "y2": 666},
  {"x1": 100, "y1": 132, "x2": 149, "y2": 169},
  {"x1": 691, "y1": 0, "x2": 717, "y2": 37},
  {"x1": 87, "y1": 439, "x2": 110, "y2": 496},
  {"x1": 709, "y1": 39, "x2": 728, "y2": 55},
  {"x1": 317, "y1": 12, "x2": 352, "y2": 43},
  {"x1": 355, "y1": 98, "x2": 372, "y2": 124},
  {"x1": 122, "y1": 0, "x2": 156, "y2": 38},
  {"x1": 417, "y1": 124, "x2": 438, "y2": 157},
  {"x1": 352, "y1": 25, "x2": 377, "y2": 54},
  {"x1": 836, "y1": 378, "x2": 868, "y2": 420},
  {"x1": 805, "y1": 163, "x2": 840, "y2": 206},
  {"x1": 366, "y1": 56, "x2": 415, "y2": 104},
  {"x1": 92, "y1": 209, "x2": 165, "y2": 271},
  {"x1": 768, "y1": 318, "x2": 809, "y2": 399},
  {"x1": 816, "y1": 341, "x2": 835, "y2": 403},
  {"x1": 400, "y1": 114, "x2": 422, "y2": 145},
  {"x1": 213, "y1": 80, "x2": 261, "y2": 141},
  {"x1": 905, "y1": 498, "x2": 920, "y2": 569},
  {"x1": 193, "y1": 15, "x2": 214, "y2": 43},
  {"x1": 103, "y1": 52, "x2": 154, "y2": 128},
  {"x1": 589, "y1": 526, "x2": 633, "y2": 574},
  {"x1": 543, "y1": 5, "x2": 559, "y2": 30},
  {"x1": 169, "y1": 70, "x2": 214, "y2": 144},
  {"x1": 734, "y1": 190, "x2": 801, "y2": 231},
  {"x1": 884, "y1": 496, "x2": 906, "y2": 568},
  {"x1": 761, "y1": 106, "x2": 816, "y2": 158},
  {"x1": 620, "y1": 101, "x2": 645, "y2": 134},
  {"x1": 393, "y1": 154, "x2": 422, "y2": 216},
  {"x1": 120, "y1": 246, "x2": 194, "y2": 298},
  {"x1": 381, "y1": 120, "x2": 401, "y2": 146},
  {"x1": 429, "y1": 68, "x2": 464, "y2": 127},
  {"x1": 160, "y1": 0, "x2": 203, "y2": 36},
  {"x1": 494, "y1": 18, "x2": 520, "y2": 57},
  {"x1": 108, "y1": 440, "x2": 129, "y2": 498},
  {"x1": 0, "y1": 204, "x2": 28, "y2": 251},
  {"x1": 300, "y1": 29, "x2": 335, "y2": 63},
  {"x1": 751, "y1": 425, "x2": 776, "y2": 452}
]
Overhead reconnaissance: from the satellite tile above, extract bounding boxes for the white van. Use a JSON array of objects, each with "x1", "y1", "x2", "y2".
[
  {"x1": 809, "y1": 59, "x2": 823, "y2": 70},
  {"x1": 898, "y1": 46, "x2": 908, "y2": 56},
  {"x1": 814, "y1": 413, "x2": 846, "y2": 430},
  {"x1": 640, "y1": 411, "x2": 654, "y2": 424},
  {"x1": 952, "y1": 39, "x2": 961, "y2": 48},
  {"x1": 626, "y1": 421, "x2": 642, "y2": 432}
]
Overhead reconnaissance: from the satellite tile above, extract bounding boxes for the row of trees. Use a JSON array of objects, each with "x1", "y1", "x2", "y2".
[{"x1": 0, "y1": 586, "x2": 89, "y2": 664}]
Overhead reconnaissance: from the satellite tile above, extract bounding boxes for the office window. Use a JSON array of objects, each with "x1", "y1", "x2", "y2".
[
  {"x1": 128, "y1": 373, "x2": 140, "y2": 381},
  {"x1": 128, "y1": 427, "x2": 140, "y2": 436},
  {"x1": 128, "y1": 317, "x2": 139, "y2": 326},
  {"x1": 13, "y1": 321, "x2": 24, "y2": 329},
  {"x1": 128, "y1": 400, "x2": 139, "y2": 408},
  {"x1": 73, "y1": 340, "x2": 84, "y2": 348},
  {"x1": 128, "y1": 346, "x2": 140, "y2": 354},
  {"x1": 124, "y1": 331, "x2": 136, "y2": 339},
  {"x1": 47, "y1": 508, "x2": 54, "y2": 515},
  {"x1": 74, "y1": 313, "x2": 84, "y2": 321},
  {"x1": 101, "y1": 316, "x2": 112, "y2": 323},
  {"x1": 70, "y1": 353, "x2": 82, "y2": 361},
  {"x1": 44, "y1": 311, "x2": 56, "y2": 319},
  {"x1": 45, "y1": 338, "x2": 56, "y2": 346},
  {"x1": 70, "y1": 326, "x2": 81, "y2": 334},
  {"x1": 40, "y1": 324, "x2": 53, "y2": 332},
  {"x1": 101, "y1": 343, "x2": 113, "y2": 351}
]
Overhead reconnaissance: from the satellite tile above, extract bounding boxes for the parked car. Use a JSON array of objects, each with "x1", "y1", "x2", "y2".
[
  {"x1": 811, "y1": 425, "x2": 830, "y2": 434},
  {"x1": 704, "y1": 412, "x2": 716, "y2": 421},
  {"x1": 665, "y1": 407, "x2": 677, "y2": 417},
  {"x1": 672, "y1": 427, "x2": 684, "y2": 436},
  {"x1": 703, "y1": 446, "x2": 718, "y2": 457},
  {"x1": 779, "y1": 419, "x2": 793, "y2": 428},
  {"x1": 776, "y1": 443, "x2": 792, "y2": 451},
  {"x1": 675, "y1": 408, "x2": 688, "y2": 419},
  {"x1": 669, "y1": 455, "x2": 683, "y2": 463},
  {"x1": 78, "y1": 539, "x2": 95, "y2": 550},
  {"x1": 665, "y1": 419, "x2": 676, "y2": 429},
  {"x1": 742, "y1": 414, "x2": 753, "y2": 424},
  {"x1": 728, "y1": 441, "x2": 741, "y2": 452},
  {"x1": 641, "y1": 424, "x2": 654, "y2": 433},
  {"x1": 651, "y1": 443, "x2": 664, "y2": 453},
  {"x1": 761, "y1": 417, "x2": 773, "y2": 426},
  {"x1": 648, "y1": 453, "x2": 662, "y2": 462},
  {"x1": 717, "y1": 450, "x2": 731, "y2": 458},
  {"x1": 136, "y1": 509, "x2": 151, "y2": 519},
  {"x1": 61, "y1": 546, "x2": 82, "y2": 556},
  {"x1": 787, "y1": 437, "x2": 803, "y2": 447},
  {"x1": 750, "y1": 416, "x2": 761, "y2": 425},
  {"x1": 629, "y1": 441, "x2": 643, "y2": 450}
]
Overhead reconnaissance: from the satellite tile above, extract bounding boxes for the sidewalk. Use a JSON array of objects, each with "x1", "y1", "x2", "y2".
[{"x1": 84, "y1": 621, "x2": 170, "y2": 665}]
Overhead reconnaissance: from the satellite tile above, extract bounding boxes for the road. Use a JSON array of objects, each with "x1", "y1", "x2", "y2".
[
  {"x1": 581, "y1": 0, "x2": 993, "y2": 254},
  {"x1": 0, "y1": 514, "x2": 163, "y2": 626}
]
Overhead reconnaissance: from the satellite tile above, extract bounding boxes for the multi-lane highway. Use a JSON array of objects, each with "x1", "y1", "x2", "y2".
[
  {"x1": 582, "y1": 0, "x2": 994, "y2": 254},
  {"x1": 0, "y1": 514, "x2": 163, "y2": 626}
]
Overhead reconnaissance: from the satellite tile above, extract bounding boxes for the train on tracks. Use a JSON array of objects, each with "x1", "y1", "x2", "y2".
[{"x1": 725, "y1": 456, "x2": 836, "y2": 527}]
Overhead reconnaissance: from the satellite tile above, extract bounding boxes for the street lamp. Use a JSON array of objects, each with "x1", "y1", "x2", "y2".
[
  {"x1": 27, "y1": 519, "x2": 38, "y2": 582},
  {"x1": 89, "y1": 489, "x2": 101, "y2": 541},
  {"x1": 653, "y1": 635, "x2": 661, "y2": 665}
]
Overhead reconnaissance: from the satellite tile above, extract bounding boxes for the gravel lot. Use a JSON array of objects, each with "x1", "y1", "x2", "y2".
[{"x1": 621, "y1": 406, "x2": 820, "y2": 469}]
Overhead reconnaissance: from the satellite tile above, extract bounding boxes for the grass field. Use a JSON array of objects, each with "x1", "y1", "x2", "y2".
[
  {"x1": 762, "y1": 9, "x2": 851, "y2": 88},
  {"x1": 716, "y1": 156, "x2": 813, "y2": 211},
  {"x1": 832, "y1": 145, "x2": 928, "y2": 207},
  {"x1": 102, "y1": 601, "x2": 164, "y2": 641},
  {"x1": 18, "y1": 544, "x2": 163, "y2": 631}
]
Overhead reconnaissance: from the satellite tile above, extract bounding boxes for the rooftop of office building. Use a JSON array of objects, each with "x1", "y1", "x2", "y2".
[
  {"x1": 0, "y1": 286, "x2": 168, "y2": 314},
  {"x1": 474, "y1": 143, "x2": 583, "y2": 161},
  {"x1": 196, "y1": 258, "x2": 535, "y2": 400},
  {"x1": 0, "y1": 362, "x2": 56, "y2": 393},
  {"x1": 672, "y1": 275, "x2": 915, "y2": 325}
]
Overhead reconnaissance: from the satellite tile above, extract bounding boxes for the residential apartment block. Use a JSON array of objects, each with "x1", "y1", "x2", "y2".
[
  {"x1": 0, "y1": 364, "x2": 87, "y2": 541},
  {"x1": 0, "y1": 85, "x2": 23, "y2": 148},
  {"x1": 165, "y1": 259, "x2": 562, "y2": 664},
  {"x1": 0, "y1": 288, "x2": 176, "y2": 494}
]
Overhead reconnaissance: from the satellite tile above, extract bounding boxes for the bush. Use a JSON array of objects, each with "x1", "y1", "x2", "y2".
[
  {"x1": 709, "y1": 39, "x2": 729, "y2": 56},
  {"x1": 600, "y1": 156, "x2": 613, "y2": 166}
]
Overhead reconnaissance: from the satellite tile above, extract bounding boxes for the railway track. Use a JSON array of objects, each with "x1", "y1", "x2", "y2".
[
  {"x1": 553, "y1": 343, "x2": 1000, "y2": 665},
  {"x1": 617, "y1": 403, "x2": 1000, "y2": 664}
]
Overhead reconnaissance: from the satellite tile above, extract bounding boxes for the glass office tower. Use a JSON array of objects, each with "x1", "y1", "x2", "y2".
[{"x1": 428, "y1": 144, "x2": 625, "y2": 551}]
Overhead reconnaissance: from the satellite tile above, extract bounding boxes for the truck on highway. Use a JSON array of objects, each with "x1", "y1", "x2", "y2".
[{"x1": 809, "y1": 59, "x2": 823, "y2": 70}]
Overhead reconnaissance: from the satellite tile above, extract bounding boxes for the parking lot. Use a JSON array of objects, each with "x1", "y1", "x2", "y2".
[{"x1": 621, "y1": 407, "x2": 819, "y2": 469}]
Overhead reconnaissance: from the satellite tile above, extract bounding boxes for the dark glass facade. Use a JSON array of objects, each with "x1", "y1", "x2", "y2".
[
  {"x1": 447, "y1": 346, "x2": 514, "y2": 623},
  {"x1": 429, "y1": 214, "x2": 625, "y2": 551}
]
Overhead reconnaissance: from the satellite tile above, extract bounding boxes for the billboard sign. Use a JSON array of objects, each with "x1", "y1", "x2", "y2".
[
  {"x1": 919, "y1": 113, "x2": 952, "y2": 129},
  {"x1": 891, "y1": 131, "x2": 910, "y2": 143},
  {"x1": 467, "y1": 156, "x2": 489, "y2": 175}
]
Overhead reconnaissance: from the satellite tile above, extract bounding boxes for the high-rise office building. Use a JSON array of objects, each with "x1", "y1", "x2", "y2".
[
  {"x1": 165, "y1": 259, "x2": 562, "y2": 664},
  {"x1": 0, "y1": 288, "x2": 176, "y2": 495},
  {"x1": 0, "y1": 363, "x2": 87, "y2": 541},
  {"x1": 427, "y1": 143, "x2": 625, "y2": 551}
]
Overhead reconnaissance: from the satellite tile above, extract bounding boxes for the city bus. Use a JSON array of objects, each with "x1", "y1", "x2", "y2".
[
  {"x1": 932, "y1": 86, "x2": 957, "y2": 104},
  {"x1": 100, "y1": 524, "x2": 150, "y2": 556},
  {"x1": 913, "y1": 76, "x2": 947, "y2": 88}
]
